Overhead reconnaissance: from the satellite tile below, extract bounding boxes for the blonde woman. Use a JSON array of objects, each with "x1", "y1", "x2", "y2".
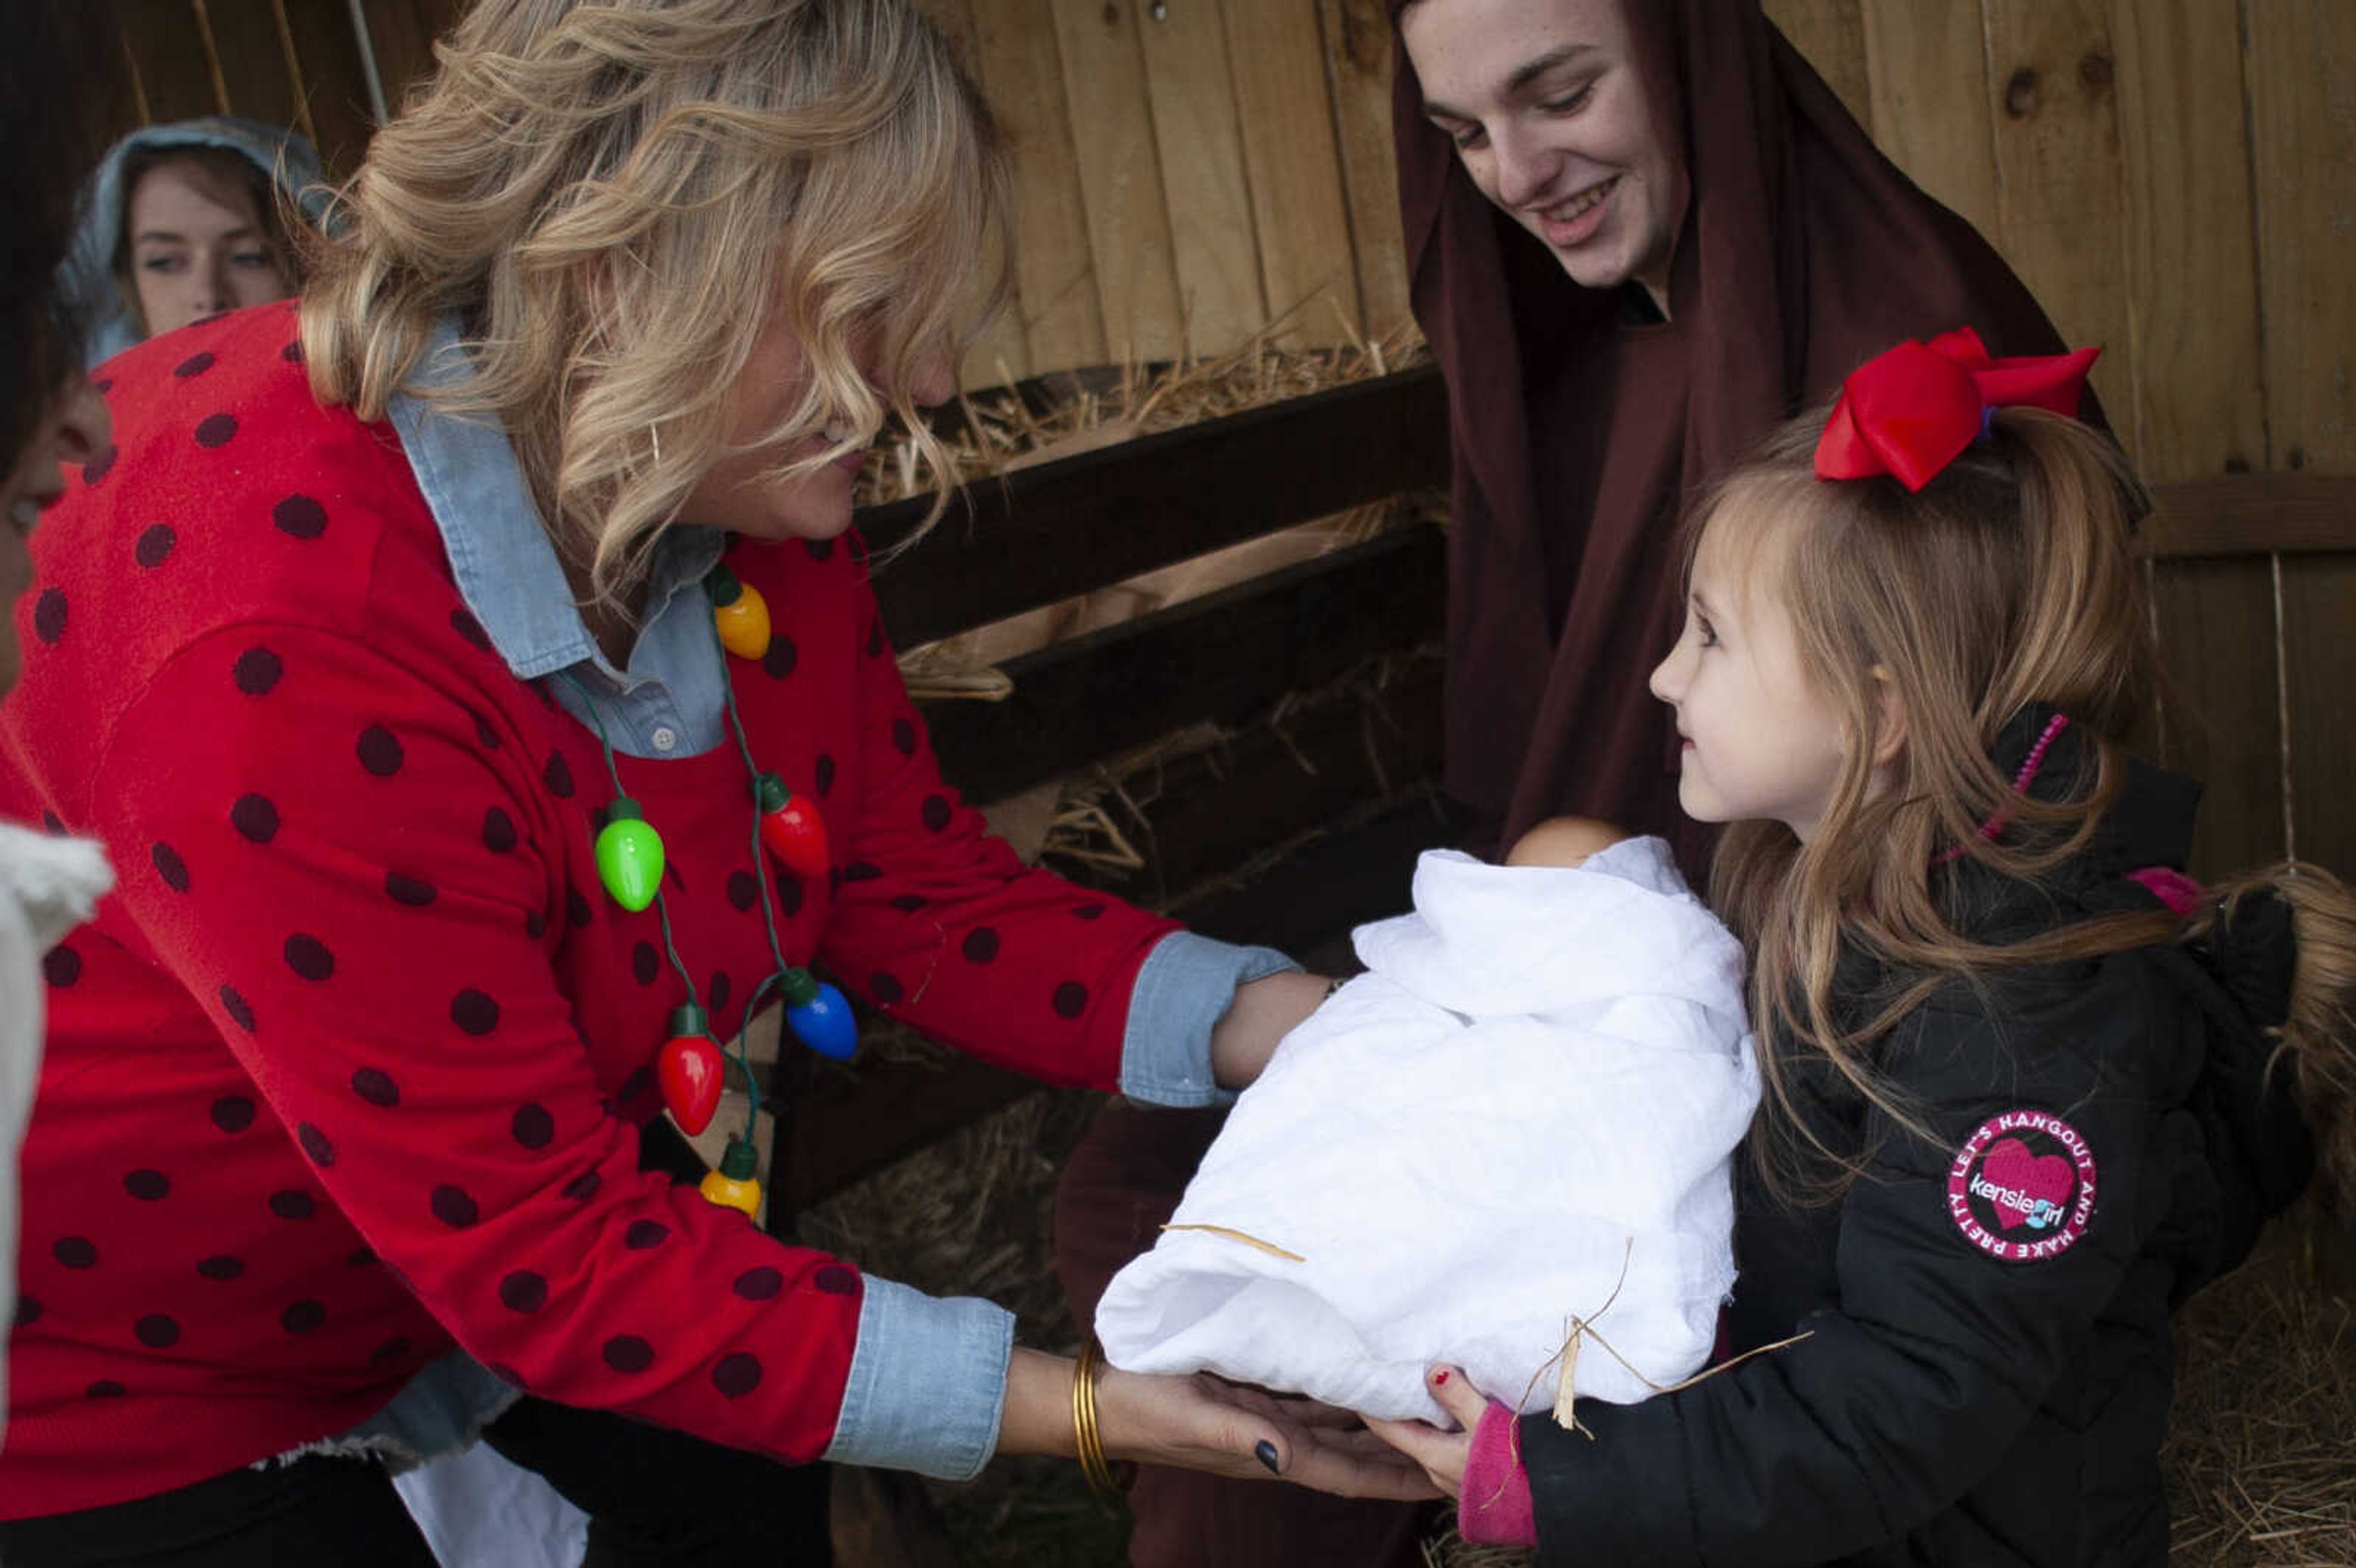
[{"x1": 0, "y1": 1, "x2": 1432, "y2": 1561}]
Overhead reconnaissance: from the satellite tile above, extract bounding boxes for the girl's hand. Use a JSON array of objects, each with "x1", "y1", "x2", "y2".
[{"x1": 1361, "y1": 1364, "x2": 1492, "y2": 1498}]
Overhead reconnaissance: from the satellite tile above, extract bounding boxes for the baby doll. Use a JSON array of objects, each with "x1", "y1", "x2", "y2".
[{"x1": 1095, "y1": 818, "x2": 1758, "y2": 1421}]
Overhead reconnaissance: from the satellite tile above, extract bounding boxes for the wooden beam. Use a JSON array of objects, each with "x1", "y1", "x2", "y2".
[
  {"x1": 920, "y1": 523, "x2": 1444, "y2": 801},
  {"x1": 2140, "y1": 474, "x2": 2356, "y2": 560},
  {"x1": 864, "y1": 363, "x2": 1448, "y2": 645}
]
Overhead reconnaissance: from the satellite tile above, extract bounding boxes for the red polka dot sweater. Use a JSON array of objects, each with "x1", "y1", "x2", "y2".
[{"x1": 0, "y1": 307, "x2": 1190, "y2": 1515}]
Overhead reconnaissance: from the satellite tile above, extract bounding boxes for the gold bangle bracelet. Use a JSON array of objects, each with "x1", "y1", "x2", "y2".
[{"x1": 1072, "y1": 1337, "x2": 1138, "y2": 1503}]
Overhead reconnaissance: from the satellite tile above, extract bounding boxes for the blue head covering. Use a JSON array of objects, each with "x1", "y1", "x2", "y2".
[{"x1": 61, "y1": 116, "x2": 330, "y2": 366}]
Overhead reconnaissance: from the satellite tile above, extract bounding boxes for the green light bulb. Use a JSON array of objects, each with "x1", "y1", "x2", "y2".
[{"x1": 594, "y1": 797, "x2": 665, "y2": 912}]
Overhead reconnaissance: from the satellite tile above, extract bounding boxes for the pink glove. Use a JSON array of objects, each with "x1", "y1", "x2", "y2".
[{"x1": 1457, "y1": 1398, "x2": 1537, "y2": 1547}]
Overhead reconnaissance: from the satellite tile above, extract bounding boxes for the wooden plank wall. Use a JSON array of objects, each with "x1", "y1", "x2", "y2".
[{"x1": 104, "y1": 0, "x2": 2353, "y2": 878}]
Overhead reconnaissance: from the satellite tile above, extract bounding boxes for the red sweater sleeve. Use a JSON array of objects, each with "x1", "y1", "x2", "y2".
[
  {"x1": 90, "y1": 620, "x2": 861, "y2": 1465},
  {"x1": 805, "y1": 567, "x2": 1182, "y2": 1085}
]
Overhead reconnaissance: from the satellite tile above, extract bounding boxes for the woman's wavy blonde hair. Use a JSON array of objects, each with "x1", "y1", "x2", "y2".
[{"x1": 301, "y1": 0, "x2": 1008, "y2": 611}]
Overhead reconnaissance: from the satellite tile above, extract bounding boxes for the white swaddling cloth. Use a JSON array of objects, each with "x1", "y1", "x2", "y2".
[{"x1": 1096, "y1": 837, "x2": 1758, "y2": 1422}]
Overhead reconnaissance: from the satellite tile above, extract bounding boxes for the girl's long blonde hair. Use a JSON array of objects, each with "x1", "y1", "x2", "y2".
[
  {"x1": 1702, "y1": 406, "x2": 2356, "y2": 1210},
  {"x1": 300, "y1": 0, "x2": 1007, "y2": 610}
]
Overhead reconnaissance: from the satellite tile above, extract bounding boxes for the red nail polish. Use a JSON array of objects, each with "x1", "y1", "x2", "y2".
[{"x1": 1432, "y1": 1370, "x2": 1449, "y2": 1386}]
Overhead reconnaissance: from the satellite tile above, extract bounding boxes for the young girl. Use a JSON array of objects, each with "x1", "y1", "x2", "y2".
[{"x1": 1366, "y1": 329, "x2": 2356, "y2": 1565}]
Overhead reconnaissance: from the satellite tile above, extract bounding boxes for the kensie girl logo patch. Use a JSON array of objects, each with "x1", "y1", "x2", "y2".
[{"x1": 1945, "y1": 1109, "x2": 2097, "y2": 1262}]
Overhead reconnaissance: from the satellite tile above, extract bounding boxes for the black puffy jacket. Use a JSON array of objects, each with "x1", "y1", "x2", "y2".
[{"x1": 1522, "y1": 722, "x2": 2314, "y2": 1567}]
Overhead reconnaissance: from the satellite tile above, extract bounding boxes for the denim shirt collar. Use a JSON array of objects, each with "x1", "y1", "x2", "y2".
[{"x1": 385, "y1": 318, "x2": 726, "y2": 688}]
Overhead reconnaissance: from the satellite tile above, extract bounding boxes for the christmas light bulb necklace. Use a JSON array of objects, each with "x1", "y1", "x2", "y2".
[{"x1": 558, "y1": 564, "x2": 857, "y2": 1217}]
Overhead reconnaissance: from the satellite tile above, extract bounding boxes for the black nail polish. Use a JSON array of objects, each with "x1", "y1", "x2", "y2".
[{"x1": 1255, "y1": 1439, "x2": 1281, "y2": 1474}]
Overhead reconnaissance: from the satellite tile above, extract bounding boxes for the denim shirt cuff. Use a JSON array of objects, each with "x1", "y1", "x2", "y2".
[
  {"x1": 820, "y1": 1278, "x2": 1014, "y2": 1481},
  {"x1": 1118, "y1": 931, "x2": 1300, "y2": 1108}
]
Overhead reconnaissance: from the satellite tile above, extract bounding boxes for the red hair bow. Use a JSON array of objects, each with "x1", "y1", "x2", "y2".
[{"x1": 1814, "y1": 327, "x2": 2101, "y2": 491}]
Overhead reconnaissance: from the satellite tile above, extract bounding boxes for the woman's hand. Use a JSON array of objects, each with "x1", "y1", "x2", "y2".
[
  {"x1": 997, "y1": 1348, "x2": 1439, "y2": 1501},
  {"x1": 1208, "y1": 969, "x2": 1332, "y2": 1089},
  {"x1": 1360, "y1": 1364, "x2": 1492, "y2": 1499}
]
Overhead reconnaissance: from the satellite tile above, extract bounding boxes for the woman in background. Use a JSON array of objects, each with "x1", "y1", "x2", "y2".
[{"x1": 63, "y1": 116, "x2": 326, "y2": 363}]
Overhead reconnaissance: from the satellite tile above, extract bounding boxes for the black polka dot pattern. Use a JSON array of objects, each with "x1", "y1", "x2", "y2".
[
  {"x1": 296, "y1": 1123, "x2": 335, "y2": 1166},
  {"x1": 776, "y1": 875, "x2": 804, "y2": 917},
  {"x1": 890, "y1": 718, "x2": 917, "y2": 756},
  {"x1": 450, "y1": 990, "x2": 499, "y2": 1035},
  {"x1": 269, "y1": 1190, "x2": 316, "y2": 1220},
  {"x1": 961, "y1": 928, "x2": 1000, "y2": 963},
  {"x1": 814, "y1": 1264, "x2": 858, "y2": 1296},
  {"x1": 173, "y1": 351, "x2": 215, "y2": 379},
  {"x1": 865, "y1": 621, "x2": 885, "y2": 658},
  {"x1": 727, "y1": 870, "x2": 759, "y2": 911},
  {"x1": 371, "y1": 1336, "x2": 414, "y2": 1366},
  {"x1": 356, "y1": 726, "x2": 404, "y2": 777},
  {"x1": 152, "y1": 842, "x2": 190, "y2": 892},
  {"x1": 617, "y1": 1066, "x2": 654, "y2": 1104},
  {"x1": 482, "y1": 807, "x2": 518, "y2": 853},
  {"x1": 841, "y1": 861, "x2": 881, "y2": 884},
  {"x1": 281, "y1": 1300, "x2": 325, "y2": 1334},
  {"x1": 890, "y1": 893, "x2": 926, "y2": 912},
  {"x1": 197, "y1": 1255, "x2": 245, "y2": 1280},
  {"x1": 232, "y1": 647, "x2": 282, "y2": 695},
  {"x1": 82, "y1": 447, "x2": 117, "y2": 485},
  {"x1": 450, "y1": 608, "x2": 491, "y2": 650},
  {"x1": 87, "y1": 1380, "x2": 126, "y2": 1399},
  {"x1": 707, "y1": 970, "x2": 731, "y2": 1013},
  {"x1": 488, "y1": 1107, "x2": 549, "y2": 1160},
  {"x1": 525, "y1": 909, "x2": 548, "y2": 940},
  {"x1": 281, "y1": 340, "x2": 304, "y2": 364},
  {"x1": 761, "y1": 637, "x2": 798, "y2": 679},
  {"x1": 499, "y1": 1271, "x2": 547, "y2": 1313},
  {"x1": 347, "y1": 1247, "x2": 377, "y2": 1267},
  {"x1": 920, "y1": 795, "x2": 952, "y2": 832},
  {"x1": 218, "y1": 985, "x2": 257, "y2": 1032},
  {"x1": 868, "y1": 972, "x2": 904, "y2": 1005},
  {"x1": 803, "y1": 539, "x2": 834, "y2": 563},
  {"x1": 623, "y1": 1220, "x2": 668, "y2": 1250},
  {"x1": 542, "y1": 752, "x2": 574, "y2": 798},
  {"x1": 814, "y1": 756, "x2": 835, "y2": 796},
  {"x1": 1053, "y1": 981, "x2": 1088, "y2": 1020},
  {"x1": 271, "y1": 494, "x2": 327, "y2": 539},
  {"x1": 283, "y1": 934, "x2": 335, "y2": 982},
  {"x1": 123, "y1": 1169, "x2": 169, "y2": 1201},
  {"x1": 211, "y1": 1094, "x2": 257, "y2": 1133},
  {"x1": 42, "y1": 945, "x2": 80, "y2": 987},
  {"x1": 561, "y1": 1170, "x2": 601, "y2": 1202},
  {"x1": 134, "y1": 1313, "x2": 180, "y2": 1348},
  {"x1": 385, "y1": 871, "x2": 436, "y2": 907},
  {"x1": 631, "y1": 942, "x2": 660, "y2": 986},
  {"x1": 566, "y1": 890, "x2": 594, "y2": 928},
  {"x1": 194, "y1": 413, "x2": 237, "y2": 448},
  {"x1": 12, "y1": 1296, "x2": 36, "y2": 1328},
  {"x1": 135, "y1": 523, "x2": 176, "y2": 568},
  {"x1": 230, "y1": 794, "x2": 280, "y2": 843},
  {"x1": 350, "y1": 1067, "x2": 400, "y2": 1107},
  {"x1": 52, "y1": 1237, "x2": 96, "y2": 1269},
  {"x1": 31, "y1": 589, "x2": 65, "y2": 645},
  {"x1": 712, "y1": 1353, "x2": 762, "y2": 1398},
  {"x1": 431, "y1": 1186, "x2": 480, "y2": 1228},
  {"x1": 603, "y1": 1335, "x2": 654, "y2": 1373},
  {"x1": 733, "y1": 1266, "x2": 783, "y2": 1300},
  {"x1": 1072, "y1": 903, "x2": 1107, "y2": 921}
]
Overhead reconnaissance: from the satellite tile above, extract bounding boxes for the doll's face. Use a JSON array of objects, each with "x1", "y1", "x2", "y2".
[
  {"x1": 1647, "y1": 509, "x2": 1850, "y2": 842},
  {"x1": 1401, "y1": 0, "x2": 1688, "y2": 307},
  {"x1": 126, "y1": 157, "x2": 295, "y2": 338}
]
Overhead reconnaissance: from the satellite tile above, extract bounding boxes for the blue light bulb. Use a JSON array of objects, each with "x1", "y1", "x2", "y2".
[{"x1": 786, "y1": 981, "x2": 858, "y2": 1061}]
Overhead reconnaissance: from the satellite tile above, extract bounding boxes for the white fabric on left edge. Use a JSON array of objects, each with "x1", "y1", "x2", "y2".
[{"x1": 1095, "y1": 839, "x2": 1758, "y2": 1422}]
